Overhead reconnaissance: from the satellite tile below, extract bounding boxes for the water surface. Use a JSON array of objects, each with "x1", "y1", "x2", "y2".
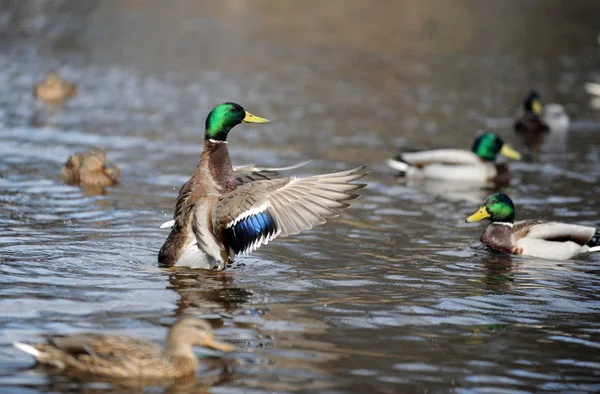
[{"x1": 1, "y1": 1, "x2": 600, "y2": 392}]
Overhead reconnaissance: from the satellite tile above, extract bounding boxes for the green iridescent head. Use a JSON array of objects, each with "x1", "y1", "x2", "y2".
[
  {"x1": 204, "y1": 102, "x2": 269, "y2": 141},
  {"x1": 466, "y1": 193, "x2": 515, "y2": 224},
  {"x1": 471, "y1": 132, "x2": 521, "y2": 161},
  {"x1": 523, "y1": 90, "x2": 543, "y2": 115}
]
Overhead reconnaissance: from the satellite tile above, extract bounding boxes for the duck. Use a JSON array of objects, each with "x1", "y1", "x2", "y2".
[
  {"x1": 386, "y1": 132, "x2": 521, "y2": 184},
  {"x1": 466, "y1": 193, "x2": 600, "y2": 260},
  {"x1": 33, "y1": 71, "x2": 78, "y2": 103},
  {"x1": 13, "y1": 317, "x2": 234, "y2": 379},
  {"x1": 514, "y1": 90, "x2": 570, "y2": 146},
  {"x1": 61, "y1": 147, "x2": 120, "y2": 188},
  {"x1": 158, "y1": 102, "x2": 368, "y2": 270},
  {"x1": 585, "y1": 82, "x2": 600, "y2": 110}
]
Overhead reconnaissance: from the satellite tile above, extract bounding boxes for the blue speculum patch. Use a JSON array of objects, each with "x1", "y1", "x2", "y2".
[{"x1": 226, "y1": 211, "x2": 276, "y2": 254}]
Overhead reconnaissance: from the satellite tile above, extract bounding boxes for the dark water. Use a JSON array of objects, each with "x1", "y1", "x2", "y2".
[{"x1": 1, "y1": 1, "x2": 600, "y2": 392}]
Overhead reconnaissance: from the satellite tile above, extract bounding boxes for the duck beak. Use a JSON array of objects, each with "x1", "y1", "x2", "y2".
[
  {"x1": 532, "y1": 99, "x2": 543, "y2": 115},
  {"x1": 466, "y1": 205, "x2": 490, "y2": 223},
  {"x1": 203, "y1": 335, "x2": 235, "y2": 352},
  {"x1": 500, "y1": 144, "x2": 521, "y2": 160},
  {"x1": 243, "y1": 111, "x2": 269, "y2": 124}
]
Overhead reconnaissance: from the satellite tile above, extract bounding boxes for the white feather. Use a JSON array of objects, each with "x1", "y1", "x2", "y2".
[
  {"x1": 585, "y1": 82, "x2": 600, "y2": 97},
  {"x1": 386, "y1": 159, "x2": 410, "y2": 172},
  {"x1": 227, "y1": 203, "x2": 270, "y2": 229},
  {"x1": 160, "y1": 220, "x2": 175, "y2": 229},
  {"x1": 589, "y1": 246, "x2": 600, "y2": 253},
  {"x1": 14, "y1": 342, "x2": 41, "y2": 358}
]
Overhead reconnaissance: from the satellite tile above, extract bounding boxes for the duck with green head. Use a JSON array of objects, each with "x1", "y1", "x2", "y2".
[
  {"x1": 386, "y1": 132, "x2": 521, "y2": 184},
  {"x1": 466, "y1": 193, "x2": 600, "y2": 260},
  {"x1": 158, "y1": 102, "x2": 368, "y2": 270},
  {"x1": 514, "y1": 90, "x2": 570, "y2": 147}
]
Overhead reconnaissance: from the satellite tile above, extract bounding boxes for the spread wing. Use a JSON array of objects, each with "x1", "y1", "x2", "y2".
[
  {"x1": 212, "y1": 165, "x2": 368, "y2": 255},
  {"x1": 397, "y1": 149, "x2": 481, "y2": 166},
  {"x1": 160, "y1": 160, "x2": 313, "y2": 230},
  {"x1": 232, "y1": 160, "x2": 312, "y2": 185}
]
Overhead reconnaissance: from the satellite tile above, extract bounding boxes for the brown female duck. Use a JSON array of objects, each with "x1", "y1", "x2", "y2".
[
  {"x1": 158, "y1": 102, "x2": 368, "y2": 270},
  {"x1": 33, "y1": 71, "x2": 78, "y2": 103},
  {"x1": 13, "y1": 318, "x2": 234, "y2": 379},
  {"x1": 61, "y1": 148, "x2": 120, "y2": 187}
]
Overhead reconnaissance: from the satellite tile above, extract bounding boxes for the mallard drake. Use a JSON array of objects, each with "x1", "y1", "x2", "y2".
[
  {"x1": 158, "y1": 102, "x2": 368, "y2": 270},
  {"x1": 61, "y1": 148, "x2": 120, "y2": 187},
  {"x1": 466, "y1": 193, "x2": 600, "y2": 260},
  {"x1": 386, "y1": 132, "x2": 521, "y2": 184},
  {"x1": 13, "y1": 318, "x2": 234, "y2": 379},
  {"x1": 514, "y1": 90, "x2": 569, "y2": 146},
  {"x1": 33, "y1": 71, "x2": 78, "y2": 103}
]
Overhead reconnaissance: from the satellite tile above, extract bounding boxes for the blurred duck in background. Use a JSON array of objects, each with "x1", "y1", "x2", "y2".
[
  {"x1": 585, "y1": 81, "x2": 600, "y2": 110},
  {"x1": 61, "y1": 148, "x2": 120, "y2": 191},
  {"x1": 33, "y1": 71, "x2": 78, "y2": 103},
  {"x1": 514, "y1": 90, "x2": 569, "y2": 148}
]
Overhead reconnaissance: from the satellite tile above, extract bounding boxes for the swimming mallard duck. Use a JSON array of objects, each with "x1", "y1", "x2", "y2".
[
  {"x1": 33, "y1": 71, "x2": 78, "y2": 103},
  {"x1": 514, "y1": 90, "x2": 569, "y2": 146},
  {"x1": 386, "y1": 132, "x2": 521, "y2": 184},
  {"x1": 466, "y1": 193, "x2": 600, "y2": 260},
  {"x1": 61, "y1": 148, "x2": 120, "y2": 187},
  {"x1": 13, "y1": 317, "x2": 234, "y2": 379},
  {"x1": 158, "y1": 102, "x2": 368, "y2": 270}
]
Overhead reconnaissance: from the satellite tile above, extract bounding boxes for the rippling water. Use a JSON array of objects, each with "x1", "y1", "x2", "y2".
[{"x1": 1, "y1": 1, "x2": 600, "y2": 392}]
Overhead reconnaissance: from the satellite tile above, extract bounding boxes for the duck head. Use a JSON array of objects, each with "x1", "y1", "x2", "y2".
[
  {"x1": 166, "y1": 318, "x2": 234, "y2": 355},
  {"x1": 524, "y1": 90, "x2": 543, "y2": 115},
  {"x1": 205, "y1": 102, "x2": 269, "y2": 142},
  {"x1": 466, "y1": 192, "x2": 515, "y2": 224},
  {"x1": 471, "y1": 132, "x2": 521, "y2": 161}
]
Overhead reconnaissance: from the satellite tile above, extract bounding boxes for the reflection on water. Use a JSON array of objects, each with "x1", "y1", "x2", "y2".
[{"x1": 1, "y1": 0, "x2": 600, "y2": 392}]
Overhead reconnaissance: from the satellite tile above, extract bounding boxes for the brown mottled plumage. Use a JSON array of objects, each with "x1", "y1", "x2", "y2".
[
  {"x1": 13, "y1": 318, "x2": 234, "y2": 379},
  {"x1": 33, "y1": 71, "x2": 78, "y2": 103},
  {"x1": 158, "y1": 102, "x2": 368, "y2": 270},
  {"x1": 61, "y1": 148, "x2": 120, "y2": 187}
]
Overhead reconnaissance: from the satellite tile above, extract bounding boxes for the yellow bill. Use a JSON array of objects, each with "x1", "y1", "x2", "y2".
[
  {"x1": 532, "y1": 99, "x2": 542, "y2": 115},
  {"x1": 243, "y1": 111, "x2": 269, "y2": 124},
  {"x1": 466, "y1": 205, "x2": 491, "y2": 223},
  {"x1": 203, "y1": 335, "x2": 235, "y2": 352},
  {"x1": 500, "y1": 144, "x2": 521, "y2": 160}
]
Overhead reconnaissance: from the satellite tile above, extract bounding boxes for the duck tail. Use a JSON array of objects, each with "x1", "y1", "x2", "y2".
[
  {"x1": 386, "y1": 156, "x2": 411, "y2": 176},
  {"x1": 587, "y1": 230, "x2": 600, "y2": 251},
  {"x1": 14, "y1": 342, "x2": 42, "y2": 358}
]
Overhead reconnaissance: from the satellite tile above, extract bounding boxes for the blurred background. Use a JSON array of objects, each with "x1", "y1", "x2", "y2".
[{"x1": 1, "y1": 1, "x2": 600, "y2": 393}]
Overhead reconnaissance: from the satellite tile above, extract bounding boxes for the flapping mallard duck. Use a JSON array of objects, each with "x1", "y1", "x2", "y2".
[
  {"x1": 386, "y1": 132, "x2": 521, "y2": 184},
  {"x1": 158, "y1": 102, "x2": 368, "y2": 270},
  {"x1": 61, "y1": 147, "x2": 120, "y2": 188},
  {"x1": 13, "y1": 318, "x2": 234, "y2": 379},
  {"x1": 514, "y1": 90, "x2": 569, "y2": 146},
  {"x1": 466, "y1": 193, "x2": 600, "y2": 260},
  {"x1": 33, "y1": 71, "x2": 78, "y2": 103}
]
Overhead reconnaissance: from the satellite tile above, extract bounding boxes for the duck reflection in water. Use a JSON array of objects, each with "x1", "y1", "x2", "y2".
[{"x1": 167, "y1": 269, "x2": 254, "y2": 316}]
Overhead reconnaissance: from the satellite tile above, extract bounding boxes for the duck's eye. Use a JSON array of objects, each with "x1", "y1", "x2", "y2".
[{"x1": 230, "y1": 106, "x2": 241, "y2": 113}]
